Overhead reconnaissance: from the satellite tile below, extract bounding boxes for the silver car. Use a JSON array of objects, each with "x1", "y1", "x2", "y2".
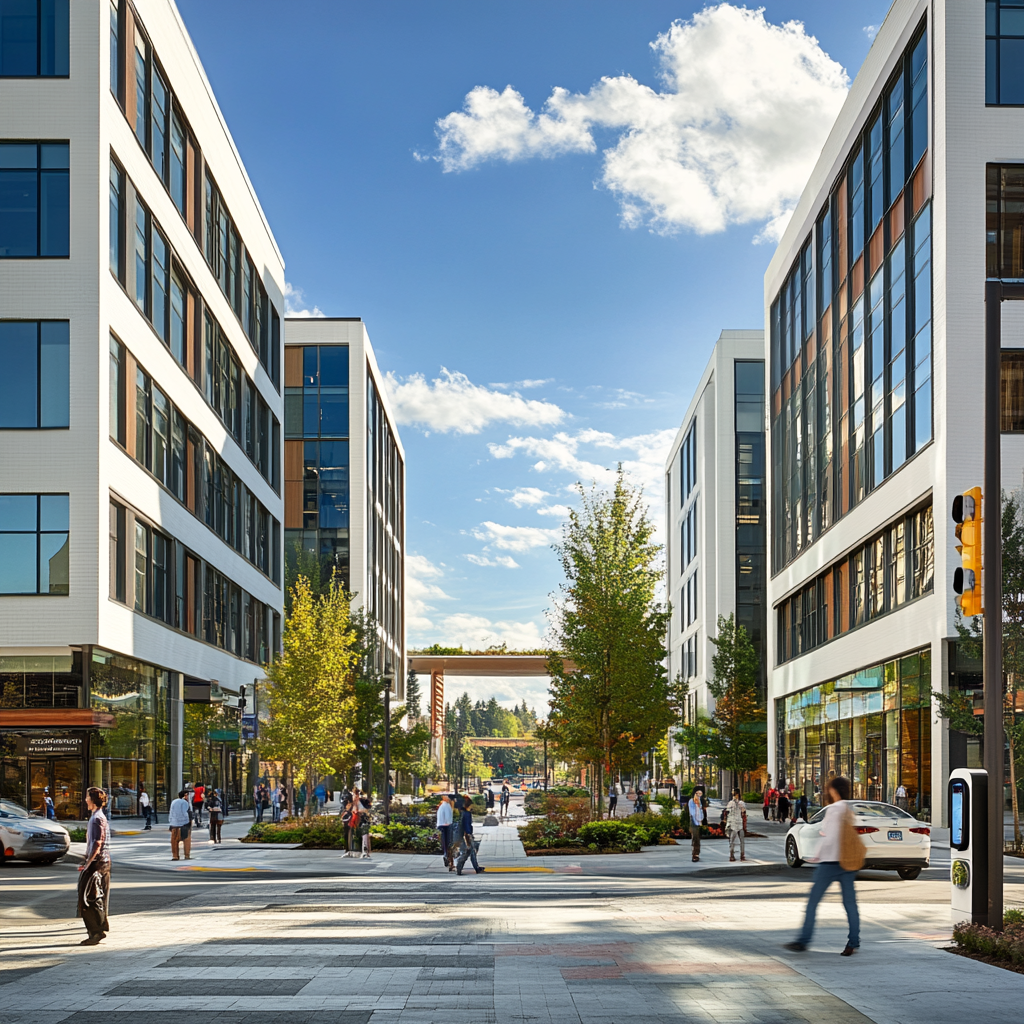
[
  {"x1": 785, "y1": 800, "x2": 930, "y2": 880},
  {"x1": 0, "y1": 799, "x2": 71, "y2": 866}
]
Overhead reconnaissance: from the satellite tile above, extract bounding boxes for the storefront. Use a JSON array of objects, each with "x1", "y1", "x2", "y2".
[
  {"x1": 183, "y1": 701, "x2": 242, "y2": 808},
  {"x1": 777, "y1": 648, "x2": 932, "y2": 815}
]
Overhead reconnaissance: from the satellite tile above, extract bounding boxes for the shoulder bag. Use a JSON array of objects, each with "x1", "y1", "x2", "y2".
[{"x1": 838, "y1": 802, "x2": 866, "y2": 872}]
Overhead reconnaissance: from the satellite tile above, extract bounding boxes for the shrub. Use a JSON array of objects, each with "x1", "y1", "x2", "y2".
[
  {"x1": 626, "y1": 811, "x2": 678, "y2": 845},
  {"x1": 518, "y1": 817, "x2": 582, "y2": 850},
  {"x1": 653, "y1": 795, "x2": 678, "y2": 810},
  {"x1": 369, "y1": 823, "x2": 440, "y2": 852},
  {"x1": 952, "y1": 919, "x2": 1024, "y2": 966},
  {"x1": 577, "y1": 820, "x2": 643, "y2": 852},
  {"x1": 67, "y1": 827, "x2": 87, "y2": 843},
  {"x1": 1005, "y1": 909, "x2": 1024, "y2": 927},
  {"x1": 742, "y1": 792, "x2": 762, "y2": 803}
]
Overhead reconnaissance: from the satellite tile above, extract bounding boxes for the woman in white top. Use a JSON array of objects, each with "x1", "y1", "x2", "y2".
[
  {"x1": 436, "y1": 795, "x2": 454, "y2": 868},
  {"x1": 785, "y1": 776, "x2": 861, "y2": 956}
]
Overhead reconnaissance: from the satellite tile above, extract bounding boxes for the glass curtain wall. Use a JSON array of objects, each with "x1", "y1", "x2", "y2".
[
  {"x1": 778, "y1": 648, "x2": 931, "y2": 813},
  {"x1": 770, "y1": 25, "x2": 931, "y2": 574}
]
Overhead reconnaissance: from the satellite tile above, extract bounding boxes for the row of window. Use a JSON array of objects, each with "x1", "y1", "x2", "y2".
[
  {"x1": 0, "y1": 320, "x2": 67, "y2": 428},
  {"x1": 770, "y1": 25, "x2": 932, "y2": 575},
  {"x1": 680, "y1": 499, "x2": 697, "y2": 571},
  {"x1": 110, "y1": 0, "x2": 281, "y2": 387},
  {"x1": 110, "y1": 156, "x2": 281, "y2": 491},
  {"x1": 0, "y1": 493, "x2": 68, "y2": 595},
  {"x1": 0, "y1": 140, "x2": 68, "y2": 257},
  {"x1": 0, "y1": 0, "x2": 67, "y2": 77},
  {"x1": 284, "y1": 344, "x2": 350, "y2": 439},
  {"x1": 680, "y1": 568, "x2": 699, "y2": 631},
  {"x1": 678, "y1": 420, "x2": 696, "y2": 507},
  {"x1": 109, "y1": 497, "x2": 276, "y2": 664},
  {"x1": 776, "y1": 504, "x2": 934, "y2": 665},
  {"x1": 680, "y1": 632, "x2": 699, "y2": 681},
  {"x1": 109, "y1": 337, "x2": 280, "y2": 584}
]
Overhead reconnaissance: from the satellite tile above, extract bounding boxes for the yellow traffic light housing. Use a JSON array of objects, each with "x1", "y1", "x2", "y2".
[{"x1": 952, "y1": 486, "x2": 982, "y2": 616}]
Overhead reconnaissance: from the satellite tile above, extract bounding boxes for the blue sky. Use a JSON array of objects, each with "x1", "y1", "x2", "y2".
[{"x1": 178, "y1": 1, "x2": 893, "y2": 711}]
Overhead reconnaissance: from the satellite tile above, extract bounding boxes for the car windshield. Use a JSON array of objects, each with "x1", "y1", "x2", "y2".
[
  {"x1": 0, "y1": 799, "x2": 30, "y2": 818},
  {"x1": 809, "y1": 809, "x2": 826, "y2": 823},
  {"x1": 851, "y1": 802, "x2": 910, "y2": 819}
]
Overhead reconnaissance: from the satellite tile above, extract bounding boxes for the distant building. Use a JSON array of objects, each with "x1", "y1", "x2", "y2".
[
  {"x1": 665, "y1": 331, "x2": 766, "y2": 782},
  {"x1": 0, "y1": 1, "x2": 285, "y2": 819},
  {"x1": 283, "y1": 318, "x2": 406, "y2": 692}
]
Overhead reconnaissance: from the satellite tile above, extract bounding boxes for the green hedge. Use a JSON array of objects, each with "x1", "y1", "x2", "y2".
[
  {"x1": 244, "y1": 816, "x2": 440, "y2": 852},
  {"x1": 953, "y1": 914, "x2": 1024, "y2": 966}
]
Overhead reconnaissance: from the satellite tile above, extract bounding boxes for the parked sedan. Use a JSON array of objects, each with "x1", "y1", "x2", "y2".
[
  {"x1": 0, "y1": 800, "x2": 71, "y2": 866},
  {"x1": 785, "y1": 800, "x2": 930, "y2": 879}
]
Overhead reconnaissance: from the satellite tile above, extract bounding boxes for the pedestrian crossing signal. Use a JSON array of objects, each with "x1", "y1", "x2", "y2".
[{"x1": 952, "y1": 487, "x2": 982, "y2": 617}]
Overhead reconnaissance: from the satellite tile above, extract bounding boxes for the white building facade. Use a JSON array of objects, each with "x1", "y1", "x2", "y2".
[
  {"x1": 0, "y1": 0, "x2": 285, "y2": 819},
  {"x1": 665, "y1": 331, "x2": 766, "y2": 778},
  {"x1": 283, "y1": 318, "x2": 406, "y2": 698},
  {"x1": 766, "y1": 0, "x2": 1024, "y2": 823}
]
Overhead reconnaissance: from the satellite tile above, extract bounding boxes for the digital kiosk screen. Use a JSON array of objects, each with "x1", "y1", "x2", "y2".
[{"x1": 951, "y1": 780, "x2": 966, "y2": 849}]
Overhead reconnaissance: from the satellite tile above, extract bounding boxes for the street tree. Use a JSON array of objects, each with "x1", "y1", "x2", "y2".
[
  {"x1": 546, "y1": 468, "x2": 675, "y2": 812},
  {"x1": 707, "y1": 613, "x2": 766, "y2": 792},
  {"x1": 258, "y1": 575, "x2": 359, "y2": 818}
]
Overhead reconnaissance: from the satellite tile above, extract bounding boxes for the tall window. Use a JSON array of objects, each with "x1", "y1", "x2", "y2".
[
  {"x1": 134, "y1": 38, "x2": 148, "y2": 147},
  {"x1": 109, "y1": 334, "x2": 125, "y2": 445},
  {"x1": 0, "y1": 320, "x2": 68, "y2": 428},
  {"x1": 169, "y1": 112, "x2": 186, "y2": 216},
  {"x1": 109, "y1": 0, "x2": 119, "y2": 96},
  {"x1": 987, "y1": 164, "x2": 1024, "y2": 279},
  {"x1": 0, "y1": 0, "x2": 69, "y2": 77},
  {"x1": 134, "y1": 201, "x2": 149, "y2": 312},
  {"x1": 151, "y1": 66, "x2": 168, "y2": 179},
  {"x1": 0, "y1": 141, "x2": 69, "y2": 257},
  {"x1": 152, "y1": 228, "x2": 168, "y2": 341},
  {"x1": 0, "y1": 493, "x2": 69, "y2": 595},
  {"x1": 109, "y1": 159, "x2": 123, "y2": 279},
  {"x1": 987, "y1": 0, "x2": 1024, "y2": 105}
]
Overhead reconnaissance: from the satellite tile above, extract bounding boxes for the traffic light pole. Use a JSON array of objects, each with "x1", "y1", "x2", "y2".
[{"x1": 984, "y1": 280, "x2": 1012, "y2": 930}]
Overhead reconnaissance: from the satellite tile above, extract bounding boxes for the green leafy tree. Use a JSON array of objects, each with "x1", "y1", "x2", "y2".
[
  {"x1": 675, "y1": 711, "x2": 718, "y2": 784},
  {"x1": 707, "y1": 614, "x2": 766, "y2": 790},
  {"x1": 546, "y1": 468, "x2": 675, "y2": 812},
  {"x1": 258, "y1": 575, "x2": 359, "y2": 818},
  {"x1": 939, "y1": 489, "x2": 1024, "y2": 850},
  {"x1": 405, "y1": 669, "x2": 422, "y2": 720}
]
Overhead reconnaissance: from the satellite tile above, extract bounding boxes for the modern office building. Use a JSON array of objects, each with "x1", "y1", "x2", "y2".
[
  {"x1": 765, "y1": 0, "x2": 1024, "y2": 822},
  {"x1": 665, "y1": 331, "x2": 767, "y2": 778},
  {"x1": 283, "y1": 318, "x2": 406, "y2": 694},
  {"x1": 0, "y1": 1, "x2": 285, "y2": 819}
]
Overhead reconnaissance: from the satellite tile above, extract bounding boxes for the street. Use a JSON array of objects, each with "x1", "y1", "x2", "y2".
[{"x1": 3, "y1": 815, "x2": 1022, "y2": 1024}]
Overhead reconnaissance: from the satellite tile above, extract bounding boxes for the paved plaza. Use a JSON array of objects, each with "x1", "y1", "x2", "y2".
[{"x1": 2, "y1": 813, "x2": 1022, "y2": 1024}]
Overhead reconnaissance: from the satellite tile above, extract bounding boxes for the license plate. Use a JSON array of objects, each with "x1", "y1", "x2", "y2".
[{"x1": 888, "y1": 830, "x2": 903, "y2": 841}]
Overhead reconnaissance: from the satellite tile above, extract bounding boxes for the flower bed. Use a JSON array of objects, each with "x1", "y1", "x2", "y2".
[
  {"x1": 243, "y1": 816, "x2": 440, "y2": 853},
  {"x1": 947, "y1": 911, "x2": 1024, "y2": 974}
]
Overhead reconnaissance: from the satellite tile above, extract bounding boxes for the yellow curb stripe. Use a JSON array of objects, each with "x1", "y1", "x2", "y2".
[
  {"x1": 176, "y1": 866, "x2": 264, "y2": 872},
  {"x1": 477, "y1": 866, "x2": 553, "y2": 873}
]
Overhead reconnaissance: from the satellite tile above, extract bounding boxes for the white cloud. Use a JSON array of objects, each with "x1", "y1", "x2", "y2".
[
  {"x1": 864, "y1": 24, "x2": 880, "y2": 42},
  {"x1": 433, "y1": 613, "x2": 548, "y2": 651},
  {"x1": 490, "y1": 378, "x2": 554, "y2": 391},
  {"x1": 423, "y1": 4, "x2": 848, "y2": 239},
  {"x1": 383, "y1": 368, "x2": 566, "y2": 435},
  {"x1": 284, "y1": 282, "x2": 326, "y2": 318},
  {"x1": 501, "y1": 486, "x2": 550, "y2": 507},
  {"x1": 466, "y1": 553, "x2": 520, "y2": 569},
  {"x1": 471, "y1": 521, "x2": 561, "y2": 553},
  {"x1": 405, "y1": 553, "x2": 454, "y2": 634},
  {"x1": 536, "y1": 504, "x2": 571, "y2": 518}
]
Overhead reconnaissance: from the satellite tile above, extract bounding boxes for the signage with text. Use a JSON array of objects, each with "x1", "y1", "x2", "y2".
[{"x1": 14, "y1": 735, "x2": 84, "y2": 757}]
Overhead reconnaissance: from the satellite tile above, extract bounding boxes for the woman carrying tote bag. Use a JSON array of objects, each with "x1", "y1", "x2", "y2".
[{"x1": 785, "y1": 776, "x2": 863, "y2": 956}]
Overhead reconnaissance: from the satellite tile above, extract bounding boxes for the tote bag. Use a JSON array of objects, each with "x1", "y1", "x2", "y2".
[{"x1": 838, "y1": 802, "x2": 866, "y2": 872}]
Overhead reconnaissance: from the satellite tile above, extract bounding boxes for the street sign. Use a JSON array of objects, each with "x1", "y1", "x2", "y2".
[{"x1": 241, "y1": 714, "x2": 258, "y2": 741}]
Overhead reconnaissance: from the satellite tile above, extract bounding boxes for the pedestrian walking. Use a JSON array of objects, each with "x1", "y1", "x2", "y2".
[
  {"x1": 895, "y1": 783, "x2": 908, "y2": 811},
  {"x1": 499, "y1": 784, "x2": 510, "y2": 818},
  {"x1": 168, "y1": 790, "x2": 193, "y2": 860},
  {"x1": 725, "y1": 788, "x2": 747, "y2": 862},
  {"x1": 769, "y1": 785, "x2": 779, "y2": 821},
  {"x1": 485, "y1": 787, "x2": 495, "y2": 813},
  {"x1": 191, "y1": 783, "x2": 205, "y2": 827},
  {"x1": 314, "y1": 781, "x2": 326, "y2": 815},
  {"x1": 797, "y1": 790, "x2": 809, "y2": 823},
  {"x1": 785, "y1": 776, "x2": 863, "y2": 956},
  {"x1": 77, "y1": 787, "x2": 111, "y2": 946},
  {"x1": 436, "y1": 794, "x2": 454, "y2": 867},
  {"x1": 41, "y1": 786, "x2": 56, "y2": 820},
  {"x1": 687, "y1": 786, "x2": 706, "y2": 862},
  {"x1": 341, "y1": 791, "x2": 357, "y2": 857},
  {"x1": 777, "y1": 789, "x2": 792, "y2": 825},
  {"x1": 607, "y1": 784, "x2": 618, "y2": 818},
  {"x1": 296, "y1": 782, "x2": 307, "y2": 817},
  {"x1": 271, "y1": 784, "x2": 281, "y2": 822},
  {"x1": 358, "y1": 789, "x2": 373, "y2": 858},
  {"x1": 206, "y1": 788, "x2": 224, "y2": 843},
  {"x1": 138, "y1": 784, "x2": 153, "y2": 830},
  {"x1": 455, "y1": 801, "x2": 485, "y2": 875},
  {"x1": 762, "y1": 785, "x2": 771, "y2": 821}
]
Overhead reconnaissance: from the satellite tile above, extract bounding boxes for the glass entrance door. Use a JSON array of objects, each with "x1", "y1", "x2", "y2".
[
  {"x1": 28, "y1": 760, "x2": 51, "y2": 817},
  {"x1": 52, "y1": 758, "x2": 83, "y2": 819}
]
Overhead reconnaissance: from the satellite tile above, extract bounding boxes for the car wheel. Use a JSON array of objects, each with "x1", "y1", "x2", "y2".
[
  {"x1": 897, "y1": 866, "x2": 922, "y2": 880},
  {"x1": 785, "y1": 835, "x2": 803, "y2": 868}
]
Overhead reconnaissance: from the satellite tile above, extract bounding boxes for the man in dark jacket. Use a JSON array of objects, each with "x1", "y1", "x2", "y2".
[{"x1": 455, "y1": 802, "x2": 485, "y2": 875}]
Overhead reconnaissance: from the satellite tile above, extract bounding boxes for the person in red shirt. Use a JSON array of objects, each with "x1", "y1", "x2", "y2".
[{"x1": 191, "y1": 783, "x2": 205, "y2": 827}]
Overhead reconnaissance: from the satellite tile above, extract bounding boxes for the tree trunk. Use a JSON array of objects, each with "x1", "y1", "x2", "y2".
[
  {"x1": 596, "y1": 761, "x2": 604, "y2": 820},
  {"x1": 1009, "y1": 728, "x2": 1021, "y2": 850}
]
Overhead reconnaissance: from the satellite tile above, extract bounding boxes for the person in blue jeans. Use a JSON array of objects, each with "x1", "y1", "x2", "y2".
[
  {"x1": 785, "y1": 776, "x2": 861, "y2": 956},
  {"x1": 456, "y1": 804, "x2": 485, "y2": 875}
]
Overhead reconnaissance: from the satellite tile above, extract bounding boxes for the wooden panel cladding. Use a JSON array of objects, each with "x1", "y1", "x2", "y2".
[
  {"x1": 185, "y1": 290, "x2": 195, "y2": 378},
  {"x1": 284, "y1": 347, "x2": 303, "y2": 387},
  {"x1": 185, "y1": 136, "x2": 196, "y2": 234},
  {"x1": 823, "y1": 569, "x2": 835, "y2": 640},
  {"x1": 912, "y1": 155, "x2": 930, "y2": 216},
  {"x1": 820, "y1": 305, "x2": 832, "y2": 350},
  {"x1": 284, "y1": 482, "x2": 302, "y2": 528},
  {"x1": 284, "y1": 440, "x2": 303, "y2": 481},
  {"x1": 772, "y1": 386, "x2": 782, "y2": 419},
  {"x1": 851, "y1": 255, "x2": 864, "y2": 302},
  {"x1": 124, "y1": 6, "x2": 136, "y2": 130},
  {"x1": 868, "y1": 222, "x2": 884, "y2": 277},
  {"x1": 803, "y1": 336, "x2": 814, "y2": 371},
  {"x1": 124, "y1": 350, "x2": 137, "y2": 455},
  {"x1": 890, "y1": 192, "x2": 905, "y2": 246},
  {"x1": 838, "y1": 280, "x2": 848, "y2": 324}
]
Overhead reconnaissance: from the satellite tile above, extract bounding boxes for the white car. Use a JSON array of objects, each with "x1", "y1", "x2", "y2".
[
  {"x1": 785, "y1": 800, "x2": 930, "y2": 880},
  {"x1": 0, "y1": 799, "x2": 71, "y2": 866}
]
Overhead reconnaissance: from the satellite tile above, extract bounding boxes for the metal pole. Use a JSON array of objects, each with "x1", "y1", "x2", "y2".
[
  {"x1": 383, "y1": 673, "x2": 392, "y2": 826},
  {"x1": 984, "y1": 279, "x2": 1005, "y2": 930},
  {"x1": 543, "y1": 738, "x2": 548, "y2": 791}
]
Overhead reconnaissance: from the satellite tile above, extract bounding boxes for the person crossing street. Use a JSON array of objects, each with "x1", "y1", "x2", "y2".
[
  {"x1": 687, "y1": 786, "x2": 706, "y2": 862},
  {"x1": 725, "y1": 788, "x2": 747, "y2": 862}
]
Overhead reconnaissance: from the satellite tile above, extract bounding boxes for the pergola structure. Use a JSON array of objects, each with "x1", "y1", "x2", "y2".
[{"x1": 408, "y1": 654, "x2": 575, "y2": 764}]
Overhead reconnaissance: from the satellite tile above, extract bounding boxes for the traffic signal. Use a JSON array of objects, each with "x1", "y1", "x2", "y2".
[{"x1": 952, "y1": 486, "x2": 982, "y2": 616}]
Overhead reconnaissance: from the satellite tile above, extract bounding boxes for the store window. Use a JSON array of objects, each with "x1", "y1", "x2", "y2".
[{"x1": 0, "y1": 493, "x2": 68, "y2": 594}]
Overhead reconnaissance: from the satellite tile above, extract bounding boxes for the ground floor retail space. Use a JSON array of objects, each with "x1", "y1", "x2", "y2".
[{"x1": 776, "y1": 646, "x2": 932, "y2": 815}]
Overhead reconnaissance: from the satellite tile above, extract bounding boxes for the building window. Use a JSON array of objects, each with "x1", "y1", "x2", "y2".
[
  {"x1": 109, "y1": 159, "x2": 123, "y2": 280},
  {"x1": 0, "y1": 493, "x2": 68, "y2": 594},
  {"x1": 0, "y1": 320, "x2": 68, "y2": 428},
  {"x1": 1002, "y1": 351, "x2": 1024, "y2": 430},
  {"x1": 151, "y1": 65, "x2": 168, "y2": 180},
  {"x1": 109, "y1": 334, "x2": 125, "y2": 445},
  {"x1": 134, "y1": 200, "x2": 149, "y2": 312},
  {"x1": 987, "y1": 0, "x2": 1024, "y2": 105},
  {"x1": 0, "y1": 0, "x2": 68, "y2": 77},
  {"x1": 987, "y1": 164, "x2": 1024, "y2": 279},
  {"x1": 109, "y1": 0, "x2": 119, "y2": 96},
  {"x1": 169, "y1": 112, "x2": 186, "y2": 216},
  {"x1": 679, "y1": 421, "x2": 697, "y2": 505},
  {"x1": 0, "y1": 141, "x2": 68, "y2": 257},
  {"x1": 109, "y1": 500, "x2": 125, "y2": 602},
  {"x1": 134, "y1": 36, "x2": 148, "y2": 147}
]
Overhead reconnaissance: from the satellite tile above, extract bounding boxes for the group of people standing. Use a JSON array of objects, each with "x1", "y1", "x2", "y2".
[
  {"x1": 762, "y1": 781, "x2": 808, "y2": 824},
  {"x1": 340, "y1": 787, "x2": 373, "y2": 858},
  {"x1": 435, "y1": 791, "x2": 486, "y2": 875},
  {"x1": 253, "y1": 781, "x2": 289, "y2": 822}
]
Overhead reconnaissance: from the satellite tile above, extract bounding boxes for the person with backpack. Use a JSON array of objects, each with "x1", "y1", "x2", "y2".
[
  {"x1": 455, "y1": 800, "x2": 485, "y2": 875},
  {"x1": 191, "y1": 783, "x2": 205, "y2": 827},
  {"x1": 499, "y1": 784, "x2": 510, "y2": 818},
  {"x1": 785, "y1": 776, "x2": 862, "y2": 956},
  {"x1": 205, "y1": 788, "x2": 224, "y2": 843}
]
